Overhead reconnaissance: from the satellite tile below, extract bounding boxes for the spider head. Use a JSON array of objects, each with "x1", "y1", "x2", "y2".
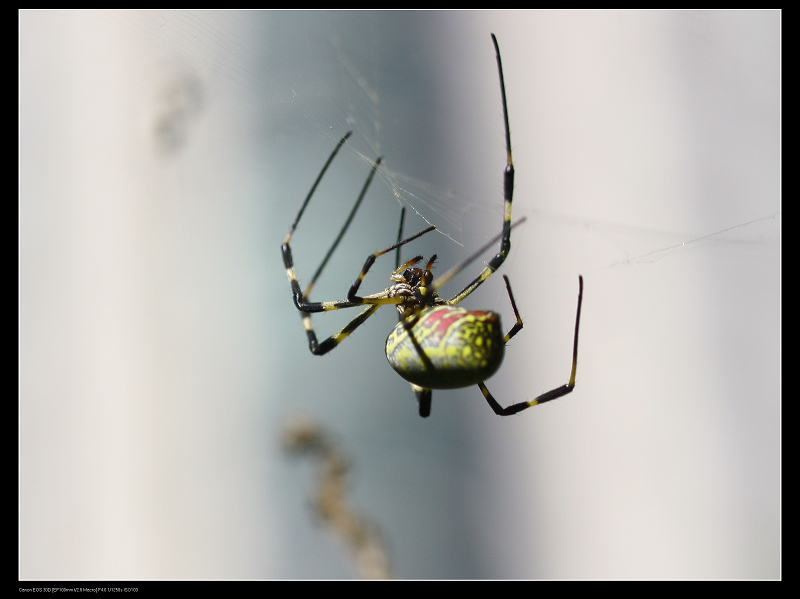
[
  {"x1": 390, "y1": 254, "x2": 444, "y2": 319},
  {"x1": 401, "y1": 255, "x2": 435, "y2": 289}
]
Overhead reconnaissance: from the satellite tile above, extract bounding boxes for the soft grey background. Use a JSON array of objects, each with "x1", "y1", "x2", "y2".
[{"x1": 20, "y1": 10, "x2": 780, "y2": 579}]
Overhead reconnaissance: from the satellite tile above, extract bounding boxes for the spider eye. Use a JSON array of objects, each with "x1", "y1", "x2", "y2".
[{"x1": 402, "y1": 268, "x2": 420, "y2": 285}]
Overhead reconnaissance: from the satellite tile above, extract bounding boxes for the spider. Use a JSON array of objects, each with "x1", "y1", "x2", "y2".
[{"x1": 281, "y1": 34, "x2": 584, "y2": 418}]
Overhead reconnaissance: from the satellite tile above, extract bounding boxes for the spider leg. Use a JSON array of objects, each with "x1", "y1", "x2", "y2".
[
  {"x1": 413, "y1": 385, "x2": 432, "y2": 418},
  {"x1": 395, "y1": 207, "x2": 406, "y2": 272},
  {"x1": 446, "y1": 34, "x2": 515, "y2": 306},
  {"x1": 502, "y1": 275, "x2": 524, "y2": 343},
  {"x1": 304, "y1": 154, "x2": 383, "y2": 300},
  {"x1": 479, "y1": 276, "x2": 583, "y2": 416},
  {"x1": 399, "y1": 307, "x2": 438, "y2": 417},
  {"x1": 301, "y1": 304, "x2": 380, "y2": 356},
  {"x1": 283, "y1": 132, "x2": 352, "y2": 249}
]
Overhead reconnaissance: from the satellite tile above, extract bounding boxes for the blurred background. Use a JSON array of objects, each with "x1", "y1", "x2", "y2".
[{"x1": 19, "y1": 10, "x2": 780, "y2": 579}]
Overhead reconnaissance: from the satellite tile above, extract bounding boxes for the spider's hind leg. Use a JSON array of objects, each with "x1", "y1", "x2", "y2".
[
  {"x1": 413, "y1": 385, "x2": 432, "y2": 418},
  {"x1": 479, "y1": 275, "x2": 584, "y2": 417}
]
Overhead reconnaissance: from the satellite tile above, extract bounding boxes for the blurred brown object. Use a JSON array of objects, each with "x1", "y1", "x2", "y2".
[{"x1": 283, "y1": 416, "x2": 393, "y2": 579}]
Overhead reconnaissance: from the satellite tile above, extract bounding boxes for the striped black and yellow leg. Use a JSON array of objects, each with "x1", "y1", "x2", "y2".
[
  {"x1": 501, "y1": 275, "x2": 524, "y2": 343},
  {"x1": 480, "y1": 275, "x2": 583, "y2": 416},
  {"x1": 447, "y1": 34, "x2": 515, "y2": 307},
  {"x1": 282, "y1": 132, "x2": 352, "y2": 252},
  {"x1": 301, "y1": 304, "x2": 380, "y2": 356}
]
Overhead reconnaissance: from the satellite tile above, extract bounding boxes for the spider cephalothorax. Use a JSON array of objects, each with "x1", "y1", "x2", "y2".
[
  {"x1": 281, "y1": 34, "x2": 583, "y2": 418},
  {"x1": 388, "y1": 255, "x2": 447, "y2": 320}
]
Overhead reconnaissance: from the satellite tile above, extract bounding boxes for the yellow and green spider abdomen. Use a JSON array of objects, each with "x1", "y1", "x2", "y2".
[{"x1": 385, "y1": 305, "x2": 505, "y2": 390}]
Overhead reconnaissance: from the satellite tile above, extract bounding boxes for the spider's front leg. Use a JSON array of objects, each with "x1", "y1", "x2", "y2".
[
  {"x1": 282, "y1": 131, "x2": 436, "y2": 357},
  {"x1": 290, "y1": 224, "x2": 435, "y2": 315}
]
